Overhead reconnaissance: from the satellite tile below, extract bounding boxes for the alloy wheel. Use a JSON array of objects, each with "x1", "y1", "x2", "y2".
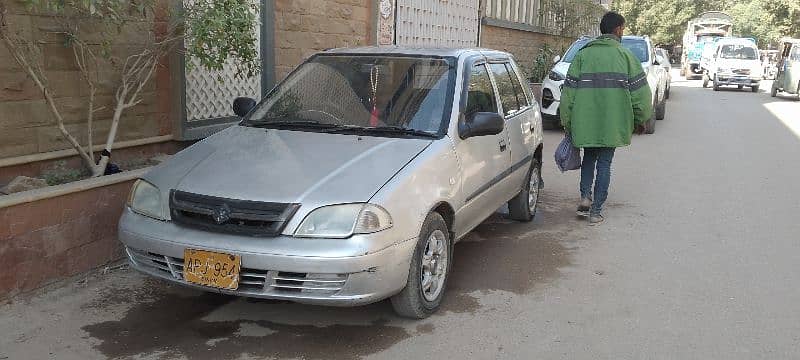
[{"x1": 420, "y1": 229, "x2": 448, "y2": 302}]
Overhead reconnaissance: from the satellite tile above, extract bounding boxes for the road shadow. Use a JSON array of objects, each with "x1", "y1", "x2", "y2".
[{"x1": 81, "y1": 194, "x2": 581, "y2": 360}]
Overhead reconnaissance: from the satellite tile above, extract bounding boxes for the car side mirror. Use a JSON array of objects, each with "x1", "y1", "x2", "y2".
[
  {"x1": 232, "y1": 97, "x2": 257, "y2": 117},
  {"x1": 553, "y1": 55, "x2": 561, "y2": 64},
  {"x1": 459, "y1": 112, "x2": 505, "y2": 139},
  {"x1": 653, "y1": 57, "x2": 661, "y2": 66}
]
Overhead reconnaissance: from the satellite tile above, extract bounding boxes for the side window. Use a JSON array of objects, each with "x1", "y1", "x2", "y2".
[
  {"x1": 465, "y1": 64, "x2": 498, "y2": 115},
  {"x1": 506, "y1": 63, "x2": 530, "y2": 108},
  {"x1": 488, "y1": 63, "x2": 520, "y2": 116}
]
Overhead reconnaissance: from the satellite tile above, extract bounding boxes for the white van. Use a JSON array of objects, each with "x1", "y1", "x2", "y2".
[{"x1": 703, "y1": 38, "x2": 763, "y2": 92}]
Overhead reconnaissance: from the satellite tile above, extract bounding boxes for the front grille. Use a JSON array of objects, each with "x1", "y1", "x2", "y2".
[
  {"x1": 169, "y1": 190, "x2": 299, "y2": 237},
  {"x1": 733, "y1": 69, "x2": 751, "y2": 75},
  {"x1": 126, "y1": 247, "x2": 348, "y2": 296},
  {"x1": 541, "y1": 88, "x2": 555, "y2": 108}
]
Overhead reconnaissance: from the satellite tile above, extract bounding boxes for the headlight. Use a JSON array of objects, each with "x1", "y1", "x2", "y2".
[
  {"x1": 295, "y1": 203, "x2": 392, "y2": 238},
  {"x1": 548, "y1": 71, "x2": 565, "y2": 82},
  {"x1": 127, "y1": 179, "x2": 165, "y2": 220}
]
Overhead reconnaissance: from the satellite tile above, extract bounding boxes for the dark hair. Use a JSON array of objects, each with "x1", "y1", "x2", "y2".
[{"x1": 600, "y1": 11, "x2": 625, "y2": 34}]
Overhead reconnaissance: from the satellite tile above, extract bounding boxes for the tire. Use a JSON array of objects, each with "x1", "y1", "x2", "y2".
[
  {"x1": 391, "y1": 212, "x2": 452, "y2": 319},
  {"x1": 771, "y1": 83, "x2": 778, "y2": 97},
  {"x1": 751, "y1": 85, "x2": 759, "y2": 93},
  {"x1": 508, "y1": 159, "x2": 542, "y2": 222},
  {"x1": 713, "y1": 75, "x2": 720, "y2": 91},
  {"x1": 680, "y1": 67, "x2": 686, "y2": 77},
  {"x1": 702, "y1": 74, "x2": 709, "y2": 88},
  {"x1": 665, "y1": 84, "x2": 671, "y2": 99},
  {"x1": 644, "y1": 99, "x2": 656, "y2": 135},
  {"x1": 796, "y1": 82, "x2": 800, "y2": 101},
  {"x1": 737, "y1": 85, "x2": 744, "y2": 90},
  {"x1": 655, "y1": 97, "x2": 666, "y2": 120}
]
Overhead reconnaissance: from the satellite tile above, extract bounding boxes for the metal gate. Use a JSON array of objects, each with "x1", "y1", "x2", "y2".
[{"x1": 395, "y1": 0, "x2": 480, "y2": 48}]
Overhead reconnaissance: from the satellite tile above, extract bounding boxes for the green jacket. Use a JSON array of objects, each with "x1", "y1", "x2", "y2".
[{"x1": 559, "y1": 35, "x2": 653, "y2": 148}]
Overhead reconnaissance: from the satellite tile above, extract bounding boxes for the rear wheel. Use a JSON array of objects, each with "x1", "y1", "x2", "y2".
[
  {"x1": 644, "y1": 99, "x2": 656, "y2": 134},
  {"x1": 665, "y1": 84, "x2": 671, "y2": 99},
  {"x1": 771, "y1": 82, "x2": 778, "y2": 97},
  {"x1": 737, "y1": 85, "x2": 744, "y2": 90},
  {"x1": 655, "y1": 94, "x2": 666, "y2": 120},
  {"x1": 391, "y1": 212, "x2": 451, "y2": 319},
  {"x1": 751, "y1": 85, "x2": 759, "y2": 93},
  {"x1": 713, "y1": 75, "x2": 720, "y2": 91},
  {"x1": 508, "y1": 159, "x2": 541, "y2": 222}
]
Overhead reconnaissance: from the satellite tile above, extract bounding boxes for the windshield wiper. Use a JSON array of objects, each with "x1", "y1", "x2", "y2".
[
  {"x1": 247, "y1": 119, "x2": 340, "y2": 129},
  {"x1": 350, "y1": 126, "x2": 439, "y2": 138}
]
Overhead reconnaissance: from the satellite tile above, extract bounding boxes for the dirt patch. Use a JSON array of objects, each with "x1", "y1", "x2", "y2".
[
  {"x1": 82, "y1": 291, "x2": 411, "y2": 360},
  {"x1": 442, "y1": 193, "x2": 580, "y2": 313},
  {"x1": 415, "y1": 323, "x2": 435, "y2": 334}
]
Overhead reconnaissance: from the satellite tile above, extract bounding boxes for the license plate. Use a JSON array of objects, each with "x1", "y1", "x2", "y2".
[
  {"x1": 733, "y1": 77, "x2": 749, "y2": 84},
  {"x1": 183, "y1": 249, "x2": 241, "y2": 290}
]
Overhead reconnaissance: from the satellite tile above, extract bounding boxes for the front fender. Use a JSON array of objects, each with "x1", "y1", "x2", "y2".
[{"x1": 368, "y1": 138, "x2": 460, "y2": 242}]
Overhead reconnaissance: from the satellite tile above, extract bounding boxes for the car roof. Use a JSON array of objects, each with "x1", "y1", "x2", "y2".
[
  {"x1": 622, "y1": 35, "x2": 650, "y2": 42},
  {"x1": 323, "y1": 46, "x2": 511, "y2": 59}
]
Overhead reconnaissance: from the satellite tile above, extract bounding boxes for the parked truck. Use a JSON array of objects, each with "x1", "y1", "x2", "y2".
[{"x1": 681, "y1": 11, "x2": 733, "y2": 79}]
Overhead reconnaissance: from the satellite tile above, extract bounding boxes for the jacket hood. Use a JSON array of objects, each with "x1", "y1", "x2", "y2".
[{"x1": 144, "y1": 126, "x2": 431, "y2": 206}]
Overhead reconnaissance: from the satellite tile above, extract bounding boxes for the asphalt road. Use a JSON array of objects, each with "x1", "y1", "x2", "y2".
[{"x1": 2, "y1": 72, "x2": 800, "y2": 360}]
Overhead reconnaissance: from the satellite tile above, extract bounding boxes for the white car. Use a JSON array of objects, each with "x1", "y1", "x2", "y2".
[
  {"x1": 540, "y1": 36, "x2": 593, "y2": 129},
  {"x1": 621, "y1": 36, "x2": 668, "y2": 133},
  {"x1": 703, "y1": 38, "x2": 763, "y2": 92},
  {"x1": 540, "y1": 36, "x2": 667, "y2": 133}
]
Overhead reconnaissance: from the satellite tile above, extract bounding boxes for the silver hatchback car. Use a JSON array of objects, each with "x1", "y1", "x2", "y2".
[{"x1": 120, "y1": 47, "x2": 544, "y2": 318}]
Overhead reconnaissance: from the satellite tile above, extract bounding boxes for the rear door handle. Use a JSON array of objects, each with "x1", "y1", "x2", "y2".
[{"x1": 499, "y1": 139, "x2": 507, "y2": 152}]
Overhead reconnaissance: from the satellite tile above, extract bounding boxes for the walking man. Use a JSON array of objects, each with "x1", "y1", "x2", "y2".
[{"x1": 559, "y1": 11, "x2": 653, "y2": 225}]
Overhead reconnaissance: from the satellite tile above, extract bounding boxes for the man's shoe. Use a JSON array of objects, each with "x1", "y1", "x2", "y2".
[
  {"x1": 576, "y1": 198, "x2": 592, "y2": 217},
  {"x1": 589, "y1": 213, "x2": 604, "y2": 225}
]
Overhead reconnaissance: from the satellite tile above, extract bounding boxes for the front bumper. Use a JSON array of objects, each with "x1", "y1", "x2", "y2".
[
  {"x1": 118, "y1": 208, "x2": 416, "y2": 306},
  {"x1": 715, "y1": 75, "x2": 760, "y2": 86}
]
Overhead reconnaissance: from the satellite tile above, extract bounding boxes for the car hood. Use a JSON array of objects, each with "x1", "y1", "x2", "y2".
[{"x1": 145, "y1": 126, "x2": 432, "y2": 205}]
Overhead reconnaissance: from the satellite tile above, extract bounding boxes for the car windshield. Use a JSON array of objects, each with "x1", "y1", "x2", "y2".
[
  {"x1": 246, "y1": 55, "x2": 455, "y2": 135},
  {"x1": 622, "y1": 39, "x2": 649, "y2": 63},
  {"x1": 720, "y1": 45, "x2": 757, "y2": 60},
  {"x1": 563, "y1": 38, "x2": 592, "y2": 62}
]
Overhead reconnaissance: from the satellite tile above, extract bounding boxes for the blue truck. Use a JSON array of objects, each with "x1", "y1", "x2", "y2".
[{"x1": 681, "y1": 11, "x2": 733, "y2": 79}]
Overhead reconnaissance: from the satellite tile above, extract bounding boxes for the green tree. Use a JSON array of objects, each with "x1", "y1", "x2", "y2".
[{"x1": 613, "y1": 0, "x2": 800, "y2": 47}]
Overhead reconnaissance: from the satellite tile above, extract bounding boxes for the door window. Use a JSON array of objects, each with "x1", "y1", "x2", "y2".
[
  {"x1": 506, "y1": 64, "x2": 530, "y2": 108},
  {"x1": 489, "y1": 63, "x2": 520, "y2": 116},
  {"x1": 465, "y1": 64, "x2": 498, "y2": 115}
]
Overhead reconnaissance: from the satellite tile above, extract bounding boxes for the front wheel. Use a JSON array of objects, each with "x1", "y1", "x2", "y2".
[
  {"x1": 713, "y1": 75, "x2": 720, "y2": 91},
  {"x1": 508, "y1": 159, "x2": 542, "y2": 222},
  {"x1": 391, "y1": 212, "x2": 452, "y2": 319},
  {"x1": 771, "y1": 83, "x2": 778, "y2": 97},
  {"x1": 751, "y1": 85, "x2": 759, "y2": 93}
]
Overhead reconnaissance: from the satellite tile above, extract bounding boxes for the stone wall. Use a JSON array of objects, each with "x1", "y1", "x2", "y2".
[
  {"x1": 273, "y1": 0, "x2": 372, "y2": 81},
  {"x1": 0, "y1": 3, "x2": 172, "y2": 160},
  {"x1": 480, "y1": 24, "x2": 575, "y2": 78}
]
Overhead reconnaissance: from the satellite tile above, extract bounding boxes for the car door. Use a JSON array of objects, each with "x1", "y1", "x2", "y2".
[
  {"x1": 453, "y1": 61, "x2": 512, "y2": 237},
  {"x1": 789, "y1": 45, "x2": 800, "y2": 93},
  {"x1": 491, "y1": 61, "x2": 536, "y2": 192}
]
